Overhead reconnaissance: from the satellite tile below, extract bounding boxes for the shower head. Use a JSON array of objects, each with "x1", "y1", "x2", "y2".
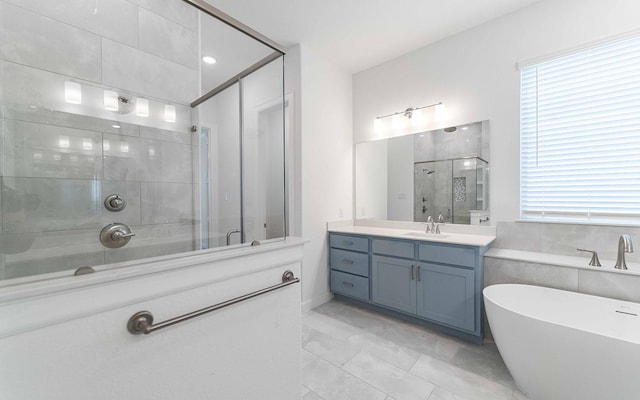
[
  {"x1": 422, "y1": 168, "x2": 435, "y2": 175},
  {"x1": 116, "y1": 96, "x2": 135, "y2": 114}
]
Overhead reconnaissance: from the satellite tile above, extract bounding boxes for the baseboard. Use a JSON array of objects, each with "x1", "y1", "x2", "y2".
[{"x1": 301, "y1": 292, "x2": 334, "y2": 313}]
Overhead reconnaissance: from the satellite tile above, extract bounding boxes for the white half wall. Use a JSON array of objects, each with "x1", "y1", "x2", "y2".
[
  {"x1": 297, "y1": 45, "x2": 353, "y2": 311},
  {"x1": 353, "y1": 0, "x2": 640, "y2": 222}
]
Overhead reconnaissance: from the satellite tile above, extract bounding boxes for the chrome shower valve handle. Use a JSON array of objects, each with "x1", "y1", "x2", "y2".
[{"x1": 100, "y1": 223, "x2": 136, "y2": 248}]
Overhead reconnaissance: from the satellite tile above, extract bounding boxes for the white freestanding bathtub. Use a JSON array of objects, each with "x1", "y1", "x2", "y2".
[{"x1": 484, "y1": 284, "x2": 640, "y2": 400}]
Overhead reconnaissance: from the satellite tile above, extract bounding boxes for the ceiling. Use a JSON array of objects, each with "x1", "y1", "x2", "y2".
[{"x1": 204, "y1": 0, "x2": 543, "y2": 73}]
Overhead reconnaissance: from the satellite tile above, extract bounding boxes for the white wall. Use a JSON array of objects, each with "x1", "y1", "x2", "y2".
[
  {"x1": 353, "y1": 0, "x2": 640, "y2": 223},
  {"x1": 296, "y1": 45, "x2": 353, "y2": 311}
]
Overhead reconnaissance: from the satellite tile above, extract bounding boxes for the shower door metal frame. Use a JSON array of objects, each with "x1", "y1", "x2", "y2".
[{"x1": 181, "y1": 0, "x2": 286, "y2": 54}]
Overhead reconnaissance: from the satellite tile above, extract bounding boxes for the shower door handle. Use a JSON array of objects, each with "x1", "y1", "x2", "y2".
[{"x1": 226, "y1": 229, "x2": 241, "y2": 245}]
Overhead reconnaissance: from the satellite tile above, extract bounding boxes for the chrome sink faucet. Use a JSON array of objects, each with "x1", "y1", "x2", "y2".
[
  {"x1": 426, "y1": 216, "x2": 435, "y2": 233},
  {"x1": 614, "y1": 234, "x2": 634, "y2": 270},
  {"x1": 435, "y1": 214, "x2": 445, "y2": 234}
]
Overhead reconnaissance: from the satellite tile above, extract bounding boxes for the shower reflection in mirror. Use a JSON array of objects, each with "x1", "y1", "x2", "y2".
[{"x1": 356, "y1": 121, "x2": 489, "y2": 225}]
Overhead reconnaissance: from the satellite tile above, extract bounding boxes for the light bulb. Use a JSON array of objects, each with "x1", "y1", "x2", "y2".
[
  {"x1": 391, "y1": 114, "x2": 406, "y2": 130},
  {"x1": 164, "y1": 104, "x2": 176, "y2": 123},
  {"x1": 58, "y1": 135, "x2": 70, "y2": 148},
  {"x1": 435, "y1": 103, "x2": 447, "y2": 122},
  {"x1": 373, "y1": 118, "x2": 385, "y2": 134},
  {"x1": 64, "y1": 81, "x2": 82, "y2": 104},
  {"x1": 104, "y1": 90, "x2": 118, "y2": 111},
  {"x1": 411, "y1": 109, "x2": 426, "y2": 129},
  {"x1": 136, "y1": 98, "x2": 149, "y2": 117}
]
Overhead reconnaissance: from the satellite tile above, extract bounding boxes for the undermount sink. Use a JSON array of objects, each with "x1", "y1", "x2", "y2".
[{"x1": 403, "y1": 232, "x2": 450, "y2": 239}]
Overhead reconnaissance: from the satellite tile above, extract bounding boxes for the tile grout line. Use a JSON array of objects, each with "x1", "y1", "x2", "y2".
[
  {"x1": 308, "y1": 348, "x2": 390, "y2": 399},
  {"x1": 310, "y1": 301, "x2": 521, "y2": 400}
]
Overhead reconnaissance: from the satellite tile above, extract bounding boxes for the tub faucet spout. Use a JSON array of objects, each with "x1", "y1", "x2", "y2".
[{"x1": 614, "y1": 234, "x2": 634, "y2": 270}]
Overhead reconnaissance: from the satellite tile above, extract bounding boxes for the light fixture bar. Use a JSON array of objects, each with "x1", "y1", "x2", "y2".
[{"x1": 375, "y1": 102, "x2": 442, "y2": 120}]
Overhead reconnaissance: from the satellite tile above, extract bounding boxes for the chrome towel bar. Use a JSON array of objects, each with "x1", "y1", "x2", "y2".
[{"x1": 127, "y1": 270, "x2": 300, "y2": 335}]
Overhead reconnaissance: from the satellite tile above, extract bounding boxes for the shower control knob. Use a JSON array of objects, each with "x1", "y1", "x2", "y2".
[
  {"x1": 100, "y1": 223, "x2": 136, "y2": 248},
  {"x1": 104, "y1": 194, "x2": 126, "y2": 212}
]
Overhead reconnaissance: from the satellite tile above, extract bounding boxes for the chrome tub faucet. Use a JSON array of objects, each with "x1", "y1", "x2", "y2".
[{"x1": 614, "y1": 234, "x2": 634, "y2": 270}]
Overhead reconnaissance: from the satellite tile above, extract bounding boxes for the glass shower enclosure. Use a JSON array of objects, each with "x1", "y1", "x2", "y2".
[
  {"x1": 414, "y1": 157, "x2": 488, "y2": 224},
  {"x1": 0, "y1": 0, "x2": 286, "y2": 281}
]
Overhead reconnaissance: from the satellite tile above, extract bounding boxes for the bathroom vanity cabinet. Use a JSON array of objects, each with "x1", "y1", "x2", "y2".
[{"x1": 329, "y1": 232, "x2": 488, "y2": 343}]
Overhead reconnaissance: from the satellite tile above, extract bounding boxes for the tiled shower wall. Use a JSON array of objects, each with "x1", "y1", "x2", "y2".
[
  {"x1": 413, "y1": 122, "x2": 486, "y2": 224},
  {"x1": 0, "y1": 0, "x2": 200, "y2": 279}
]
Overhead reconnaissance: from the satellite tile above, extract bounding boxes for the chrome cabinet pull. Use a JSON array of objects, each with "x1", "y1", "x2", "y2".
[
  {"x1": 342, "y1": 259, "x2": 354, "y2": 265},
  {"x1": 342, "y1": 282, "x2": 355, "y2": 288},
  {"x1": 417, "y1": 266, "x2": 422, "y2": 282},
  {"x1": 342, "y1": 240, "x2": 354, "y2": 246},
  {"x1": 127, "y1": 270, "x2": 300, "y2": 335}
]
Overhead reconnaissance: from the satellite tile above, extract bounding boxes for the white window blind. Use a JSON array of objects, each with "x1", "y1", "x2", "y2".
[{"x1": 520, "y1": 34, "x2": 640, "y2": 224}]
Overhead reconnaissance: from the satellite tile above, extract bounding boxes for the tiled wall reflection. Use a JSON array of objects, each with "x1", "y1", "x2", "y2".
[{"x1": 0, "y1": 0, "x2": 200, "y2": 279}]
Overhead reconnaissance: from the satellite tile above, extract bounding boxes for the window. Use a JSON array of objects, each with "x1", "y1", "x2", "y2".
[{"x1": 520, "y1": 35, "x2": 640, "y2": 224}]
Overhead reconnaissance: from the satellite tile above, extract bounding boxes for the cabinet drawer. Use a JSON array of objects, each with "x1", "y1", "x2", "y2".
[
  {"x1": 330, "y1": 234, "x2": 369, "y2": 252},
  {"x1": 331, "y1": 270, "x2": 370, "y2": 301},
  {"x1": 418, "y1": 243, "x2": 475, "y2": 267},
  {"x1": 372, "y1": 239, "x2": 414, "y2": 259},
  {"x1": 330, "y1": 249, "x2": 369, "y2": 277}
]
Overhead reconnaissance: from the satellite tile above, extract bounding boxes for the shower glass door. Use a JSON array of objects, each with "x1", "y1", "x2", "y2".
[{"x1": 0, "y1": 0, "x2": 286, "y2": 282}]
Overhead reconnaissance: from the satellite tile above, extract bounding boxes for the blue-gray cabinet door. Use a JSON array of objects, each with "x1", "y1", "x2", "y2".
[
  {"x1": 416, "y1": 263, "x2": 475, "y2": 331},
  {"x1": 371, "y1": 255, "x2": 416, "y2": 314}
]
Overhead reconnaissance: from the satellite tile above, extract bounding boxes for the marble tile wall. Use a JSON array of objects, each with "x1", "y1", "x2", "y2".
[
  {"x1": 493, "y1": 221, "x2": 640, "y2": 263},
  {"x1": 0, "y1": 0, "x2": 201, "y2": 280}
]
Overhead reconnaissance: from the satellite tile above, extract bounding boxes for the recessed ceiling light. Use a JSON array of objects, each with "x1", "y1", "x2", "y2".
[
  {"x1": 202, "y1": 56, "x2": 217, "y2": 65},
  {"x1": 112, "y1": 124, "x2": 121, "y2": 129},
  {"x1": 462, "y1": 126, "x2": 469, "y2": 130}
]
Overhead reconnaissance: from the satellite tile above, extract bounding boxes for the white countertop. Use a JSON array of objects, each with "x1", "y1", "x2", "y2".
[{"x1": 328, "y1": 225, "x2": 496, "y2": 247}]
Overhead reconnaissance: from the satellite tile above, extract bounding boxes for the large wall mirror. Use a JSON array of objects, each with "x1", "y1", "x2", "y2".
[{"x1": 355, "y1": 121, "x2": 490, "y2": 225}]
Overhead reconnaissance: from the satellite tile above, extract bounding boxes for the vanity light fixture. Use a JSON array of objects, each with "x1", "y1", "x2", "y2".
[{"x1": 373, "y1": 102, "x2": 443, "y2": 133}]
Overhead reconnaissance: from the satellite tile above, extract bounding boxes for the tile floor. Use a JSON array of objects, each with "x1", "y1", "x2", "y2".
[{"x1": 301, "y1": 298, "x2": 529, "y2": 400}]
